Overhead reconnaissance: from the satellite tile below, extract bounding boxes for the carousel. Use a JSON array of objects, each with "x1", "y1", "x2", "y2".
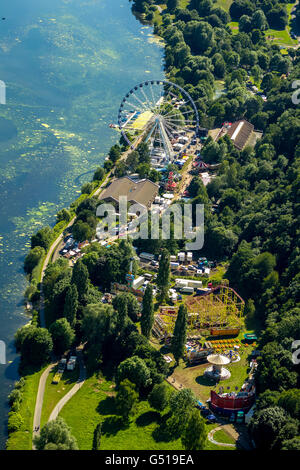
[{"x1": 204, "y1": 354, "x2": 231, "y2": 380}]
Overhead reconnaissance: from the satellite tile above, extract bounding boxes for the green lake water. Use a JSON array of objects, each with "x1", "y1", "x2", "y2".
[{"x1": 0, "y1": 0, "x2": 164, "y2": 448}]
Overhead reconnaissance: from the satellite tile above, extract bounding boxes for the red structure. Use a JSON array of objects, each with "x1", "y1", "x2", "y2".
[{"x1": 210, "y1": 389, "x2": 255, "y2": 416}]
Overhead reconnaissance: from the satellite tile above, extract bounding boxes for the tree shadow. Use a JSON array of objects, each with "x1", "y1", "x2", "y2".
[
  {"x1": 96, "y1": 396, "x2": 117, "y2": 416},
  {"x1": 135, "y1": 411, "x2": 161, "y2": 427},
  {"x1": 152, "y1": 412, "x2": 175, "y2": 443},
  {"x1": 102, "y1": 416, "x2": 128, "y2": 436}
]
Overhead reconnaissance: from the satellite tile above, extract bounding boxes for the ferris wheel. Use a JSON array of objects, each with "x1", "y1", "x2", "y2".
[{"x1": 118, "y1": 80, "x2": 199, "y2": 166}]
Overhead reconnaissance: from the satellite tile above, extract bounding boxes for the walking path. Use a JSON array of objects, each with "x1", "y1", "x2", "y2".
[
  {"x1": 48, "y1": 350, "x2": 86, "y2": 422},
  {"x1": 32, "y1": 348, "x2": 86, "y2": 448},
  {"x1": 32, "y1": 362, "x2": 58, "y2": 448},
  {"x1": 208, "y1": 425, "x2": 236, "y2": 448}
]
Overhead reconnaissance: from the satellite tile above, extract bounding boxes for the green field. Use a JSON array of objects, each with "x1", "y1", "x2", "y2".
[
  {"x1": 265, "y1": 28, "x2": 297, "y2": 47},
  {"x1": 59, "y1": 374, "x2": 184, "y2": 450},
  {"x1": 171, "y1": 343, "x2": 254, "y2": 403},
  {"x1": 213, "y1": 428, "x2": 236, "y2": 446},
  {"x1": 40, "y1": 364, "x2": 80, "y2": 427},
  {"x1": 215, "y1": 0, "x2": 233, "y2": 11},
  {"x1": 59, "y1": 374, "x2": 234, "y2": 450},
  {"x1": 6, "y1": 365, "x2": 47, "y2": 450}
]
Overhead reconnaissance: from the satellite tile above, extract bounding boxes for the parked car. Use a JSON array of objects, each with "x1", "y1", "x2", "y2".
[{"x1": 206, "y1": 413, "x2": 217, "y2": 423}]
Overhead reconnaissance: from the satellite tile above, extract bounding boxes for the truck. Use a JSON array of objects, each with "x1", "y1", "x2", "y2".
[
  {"x1": 170, "y1": 262, "x2": 180, "y2": 269},
  {"x1": 170, "y1": 255, "x2": 177, "y2": 262},
  {"x1": 180, "y1": 286, "x2": 194, "y2": 294},
  {"x1": 186, "y1": 252, "x2": 193, "y2": 262},
  {"x1": 178, "y1": 252, "x2": 185, "y2": 262},
  {"x1": 139, "y1": 252, "x2": 155, "y2": 261}
]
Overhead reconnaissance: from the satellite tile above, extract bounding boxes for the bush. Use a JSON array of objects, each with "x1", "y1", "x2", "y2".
[
  {"x1": 7, "y1": 412, "x2": 23, "y2": 433},
  {"x1": 8, "y1": 389, "x2": 22, "y2": 406}
]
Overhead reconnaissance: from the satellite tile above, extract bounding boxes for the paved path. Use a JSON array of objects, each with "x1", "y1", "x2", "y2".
[
  {"x1": 208, "y1": 425, "x2": 236, "y2": 448},
  {"x1": 48, "y1": 351, "x2": 86, "y2": 422},
  {"x1": 32, "y1": 362, "x2": 58, "y2": 448}
]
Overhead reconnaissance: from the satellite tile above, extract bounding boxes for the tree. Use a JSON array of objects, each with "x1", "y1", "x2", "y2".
[
  {"x1": 126, "y1": 151, "x2": 139, "y2": 172},
  {"x1": 81, "y1": 182, "x2": 94, "y2": 194},
  {"x1": 92, "y1": 422, "x2": 102, "y2": 450},
  {"x1": 71, "y1": 259, "x2": 89, "y2": 303},
  {"x1": 136, "y1": 163, "x2": 150, "y2": 178},
  {"x1": 117, "y1": 356, "x2": 152, "y2": 389},
  {"x1": 251, "y1": 9, "x2": 268, "y2": 30},
  {"x1": 141, "y1": 284, "x2": 154, "y2": 338},
  {"x1": 31, "y1": 226, "x2": 53, "y2": 251},
  {"x1": 250, "y1": 406, "x2": 289, "y2": 450},
  {"x1": 157, "y1": 249, "x2": 170, "y2": 302},
  {"x1": 171, "y1": 304, "x2": 187, "y2": 365},
  {"x1": 115, "y1": 379, "x2": 138, "y2": 423},
  {"x1": 63, "y1": 284, "x2": 78, "y2": 327},
  {"x1": 49, "y1": 318, "x2": 75, "y2": 355},
  {"x1": 181, "y1": 409, "x2": 207, "y2": 450},
  {"x1": 167, "y1": 0, "x2": 179, "y2": 13},
  {"x1": 109, "y1": 145, "x2": 121, "y2": 163},
  {"x1": 24, "y1": 246, "x2": 45, "y2": 274},
  {"x1": 56, "y1": 208, "x2": 71, "y2": 223},
  {"x1": 16, "y1": 326, "x2": 53, "y2": 366},
  {"x1": 137, "y1": 142, "x2": 150, "y2": 164},
  {"x1": 113, "y1": 292, "x2": 140, "y2": 323},
  {"x1": 167, "y1": 388, "x2": 196, "y2": 436},
  {"x1": 148, "y1": 383, "x2": 169, "y2": 412},
  {"x1": 93, "y1": 166, "x2": 105, "y2": 182},
  {"x1": 72, "y1": 220, "x2": 94, "y2": 242},
  {"x1": 34, "y1": 417, "x2": 78, "y2": 450},
  {"x1": 113, "y1": 293, "x2": 128, "y2": 333}
]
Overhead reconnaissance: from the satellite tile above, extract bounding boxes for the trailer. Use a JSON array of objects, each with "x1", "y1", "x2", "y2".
[
  {"x1": 132, "y1": 276, "x2": 145, "y2": 289},
  {"x1": 139, "y1": 252, "x2": 155, "y2": 261},
  {"x1": 180, "y1": 286, "x2": 194, "y2": 294}
]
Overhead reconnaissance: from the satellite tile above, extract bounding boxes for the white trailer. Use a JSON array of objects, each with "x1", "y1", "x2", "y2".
[
  {"x1": 132, "y1": 276, "x2": 145, "y2": 289},
  {"x1": 180, "y1": 286, "x2": 194, "y2": 294},
  {"x1": 139, "y1": 252, "x2": 155, "y2": 261},
  {"x1": 187, "y1": 280, "x2": 203, "y2": 289},
  {"x1": 175, "y1": 278, "x2": 188, "y2": 288}
]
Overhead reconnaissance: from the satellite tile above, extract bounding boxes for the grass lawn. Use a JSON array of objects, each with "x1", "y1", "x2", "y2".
[
  {"x1": 40, "y1": 364, "x2": 80, "y2": 427},
  {"x1": 6, "y1": 365, "x2": 47, "y2": 450},
  {"x1": 171, "y1": 343, "x2": 254, "y2": 403},
  {"x1": 215, "y1": 0, "x2": 233, "y2": 11},
  {"x1": 265, "y1": 28, "x2": 297, "y2": 47},
  {"x1": 59, "y1": 374, "x2": 235, "y2": 450},
  {"x1": 228, "y1": 22, "x2": 239, "y2": 34},
  {"x1": 178, "y1": 0, "x2": 190, "y2": 8},
  {"x1": 213, "y1": 428, "x2": 236, "y2": 446},
  {"x1": 59, "y1": 374, "x2": 184, "y2": 450}
]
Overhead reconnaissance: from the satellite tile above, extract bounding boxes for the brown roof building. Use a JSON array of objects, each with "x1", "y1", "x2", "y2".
[
  {"x1": 99, "y1": 176, "x2": 159, "y2": 209},
  {"x1": 226, "y1": 119, "x2": 254, "y2": 150}
]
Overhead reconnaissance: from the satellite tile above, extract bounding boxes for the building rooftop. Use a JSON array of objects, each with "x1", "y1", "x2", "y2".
[
  {"x1": 100, "y1": 176, "x2": 159, "y2": 208},
  {"x1": 226, "y1": 119, "x2": 254, "y2": 150}
]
